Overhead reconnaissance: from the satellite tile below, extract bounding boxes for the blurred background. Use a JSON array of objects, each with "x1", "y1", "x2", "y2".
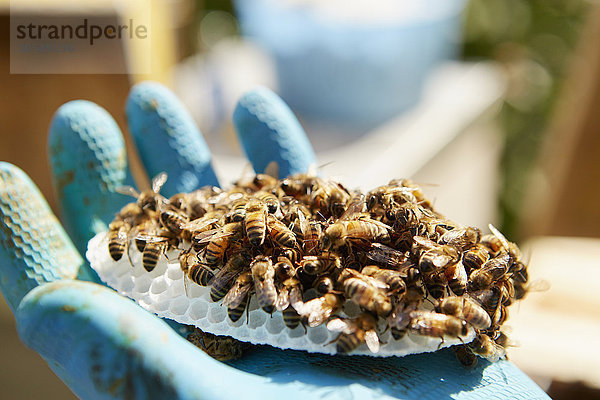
[{"x1": 1, "y1": 0, "x2": 599, "y2": 398}]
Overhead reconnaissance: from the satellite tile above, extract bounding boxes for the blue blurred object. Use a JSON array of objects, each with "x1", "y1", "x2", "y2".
[{"x1": 235, "y1": 0, "x2": 466, "y2": 131}]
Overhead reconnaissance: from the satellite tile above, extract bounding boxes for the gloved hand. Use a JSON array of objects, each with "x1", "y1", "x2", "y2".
[{"x1": 0, "y1": 83, "x2": 549, "y2": 400}]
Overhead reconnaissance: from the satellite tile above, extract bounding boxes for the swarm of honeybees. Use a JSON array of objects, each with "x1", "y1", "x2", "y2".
[{"x1": 106, "y1": 170, "x2": 531, "y2": 367}]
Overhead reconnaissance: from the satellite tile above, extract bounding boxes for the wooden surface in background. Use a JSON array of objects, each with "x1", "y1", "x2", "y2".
[
  {"x1": 522, "y1": 4, "x2": 600, "y2": 239},
  {"x1": 510, "y1": 236, "x2": 600, "y2": 389},
  {"x1": 0, "y1": 14, "x2": 144, "y2": 218}
]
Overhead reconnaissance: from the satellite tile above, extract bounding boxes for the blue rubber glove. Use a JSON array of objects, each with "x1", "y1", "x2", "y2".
[{"x1": 0, "y1": 83, "x2": 549, "y2": 400}]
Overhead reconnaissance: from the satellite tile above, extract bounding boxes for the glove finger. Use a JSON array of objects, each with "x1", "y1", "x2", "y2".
[
  {"x1": 126, "y1": 81, "x2": 220, "y2": 197},
  {"x1": 0, "y1": 163, "x2": 88, "y2": 312},
  {"x1": 48, "y1": 100, "x2": 136, "y2": 256},
  {"x1": 233, "y1": 87, "x2": 317, "y2": 178}
]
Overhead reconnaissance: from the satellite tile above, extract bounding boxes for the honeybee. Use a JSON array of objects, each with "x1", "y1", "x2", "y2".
[
  {"x1": 309, "y1": 178, "x2": 352, "y2": 218},
  {"x1": 327, "y1": 313, "x2": 380, "y2": 354},
  {"x1": 439, "y1": 227, "x2": 481, "y2": 251},
  {"x1": 297, "y1": 210, "x2": 322, "y2": 255},
  {"x1": 250, "y1": 256, "x2": 277, "y2": 313},
  {"x1": 274, "y1": 257, "x2": 304, "y2": 329},
  {"x1": 454, "y1": 345, "x2": 478, "y2": 369},
  {"x1": 361, "y1": 265, "x2": 407, "y2": 297},
  {"x1": 469, "y1": 285, "x2": 503, "y2": 314},
  {"x1": 179, "y1": 250, "x2": 214, "y2": 287},
  {"x1": 226, "y1": 195, "x2": 249, "y2": 223},
  {"x1": 423, "y1": 271, "x2": 447, "y2": 299},
  {"x1": 388, "y1": 301, "x2": 417, "y2": 340},
  {"x1": 136, "y1": 229, "x2": 179, "y2": 272},
  {"x1": 116, "y1": 172, "x2": 167, "y2": 213},
  {"x1": 276, "y1": 247, "x2": 302, "y2": 266},
  {"x1": 468, "y1": 333, "x2": 506, "y2": 362},
  {"x1": 223, "y1": 271, "x2": 254, "y2": 322},
  {"x1": 235, "y1": 168, "x2": 278, "y2": 192},
  {"x1": 131, "y1": 218, "x2": 159, "y2": 253},
  {"x1": 200, "y1": 222, "x2": 244, "y2": 266},
  {"x1": 210, "y1": 252, "x2": 250, "y2": 302},
  {"x1": 488, "y1": 224, "x2": 521, "y2": 261},
  {"x1": 280, "y1": 174, "x2": 314, "y2": 199},
  {"x1": 444, "y1": 261, "x2": 468, "y2": 296},
  {"x1": 438, "y1": 296, "x2": 491, "y2": 330},
  {"x1": 299, "y1": 252, "x2": 342, "y2": 276},
  {"x1": 365, "y1": 243, "x2": 410, "y2": 271},
  {"x1": 468, "y1": 251, "x2": 511, "y2": 291},
  {"x1": 413, "y1": 237, "x2": 460, "y2": 276},
  {"x1": 339, "y1": 268, "x2": 392, "y2": 317},
  {"x1": 168, "y1": 190, "x2": 210, "y2": 220},
  {"x1": 322, "y1": 218, "x2": 391, "y2": 250},
  {"x1": 255, "y1": 190, "x2": 281, "y2": 215},
  {"x1": 159, "y1": 205, "x2": 189, "y2": 237},
  {"x1": 244, "y1": 199, "x2": 268, "y2": 247},
  {"x1": 462, "y1": 244, "x2": 490, "y2": 271},
  {"x1": 408, "y1": 311, "x2": 469, "y2": 345},
  {"x1": 298, "y1": 293, "x2": 343, "y2": 328},
  {"x1": 313, "y1": 276, "x2": 335, "y2": 295},
  {"x1": 267, "y1": 214, "x2": 297, "y2": 248},
  {"x1": 107, "y1": 220, "x2": 131, "y2": 261},
  {"x1": 187, "y1": 328, "x2": 244, "y2": 361}
]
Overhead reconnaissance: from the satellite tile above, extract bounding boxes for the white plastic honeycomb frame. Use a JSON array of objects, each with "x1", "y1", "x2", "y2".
[{"x1": 87, "y1": 232, "x2": 475, "y2": 356}]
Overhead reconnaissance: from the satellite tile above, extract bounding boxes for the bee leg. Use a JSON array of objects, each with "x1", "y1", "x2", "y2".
[
  {"x1": 324, "y1": 335, "x2": 339, "y2": 347},
  {"x1": 437, "y1": 336, "x2": 445, "y2": 351}
]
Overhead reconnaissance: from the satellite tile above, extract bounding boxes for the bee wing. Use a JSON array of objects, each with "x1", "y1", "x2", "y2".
[
  {"x1": 364, "y1": 329, "x2": 380, "y2": 354},
  {"x1": 366, "y1": 243, "x2": 409, "y2": 271},
  {"x1": 275, "y1": 287, "x2": 290, "y2": 311},
  {"x1": 152, "y1": 172, "x2": 168, "y2": 193},
  {"x1": 339, "y1": 197, "x2": 366, "y2": 221},
  {"x1": 289, "y1": 286, "x2": 304, "y2": 312},
  {"x1": 524, "y1": 279, "x2": 551, "y2": 293},
  {"x1": 212, "y1": 265, "x2": 241, "y2": 286},
  {"x1": 115, "y1": 185, "x2": 140, "y2": 198},
  {"x1": 264, "y1": 160, "x2": 279, "y2": 179},
  {"x1": 326, "y1": 318, "x2": 352, "y2": 333},
  {"x1": 223, "y1": 281, "x2": 252, "y2": 309},
  {"x1": 182, "y1": 218, "x2": 219, "y2": 231},
  {"x1": 135, "y1": 234, "x2": 167, "y2": 244},
  {"x1": 364, "y1": 218, "x2": 393, "y2": 231},
  {"x1": 488, "y1": 224, "x2": 509, "y2": 250},
  {"x1": 194, "y1": 229, "x2": 234, "y2": 244},
  {"x1": 297, "y1": 209, "x2": 309, "y2": 236}
]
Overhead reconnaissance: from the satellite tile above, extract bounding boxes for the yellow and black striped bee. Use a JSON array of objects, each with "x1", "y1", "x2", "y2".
[
  {"x1": 250, "y1": 255, "x2": 277, "y2": 313},
  {"x1": 298, "y1": 252, "x2": 341, "y2": 276},
  {"x1": 408, "y1": 310, "x2": 470, "y2": 346},
  {"x1": 135, "y1": 228, "x2": 179, "y2": 272},
  {"x1": 274, "y1": 257, "x2": 304, "y2": 329},
  {"x1": 116, "y1": 172, "x2": 168, "y2": 213},
  {"x1": 438, "y1": 295, "x2": 491, "y2": 330},
  {"x1": 223, "y1": 271, "x2": 254, "y2": 322},
  {"x1": 468, "y1": 252, "x2": 511, "y2": 291},
  {"x1": 255, "y1": 190, "x2": 281, "y2": 215},
  {"x1": 107, "y1": 220, "x2": 131, "y2": 261},
  {"x1": 244, "y1": 199, "x2": 268, "y2": 247},
  {"x1": 327, "y1": 313, "x2": 380, "y2": 354},
  {"x1": 179, "y1": 249, "x2": 214, "y2": 287},
  {"x1": 209, "y1": 252, "x2": 250, "y2": 302},
  {"x1": 339, "y1": 268, "x2": 392, "y2": 317},
  {"x1": 198, "y1": 222, "x2": 244, "y2": 267},
  {"x1": 267, "y1": 214, "x2": 297, "y2": 248}
]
